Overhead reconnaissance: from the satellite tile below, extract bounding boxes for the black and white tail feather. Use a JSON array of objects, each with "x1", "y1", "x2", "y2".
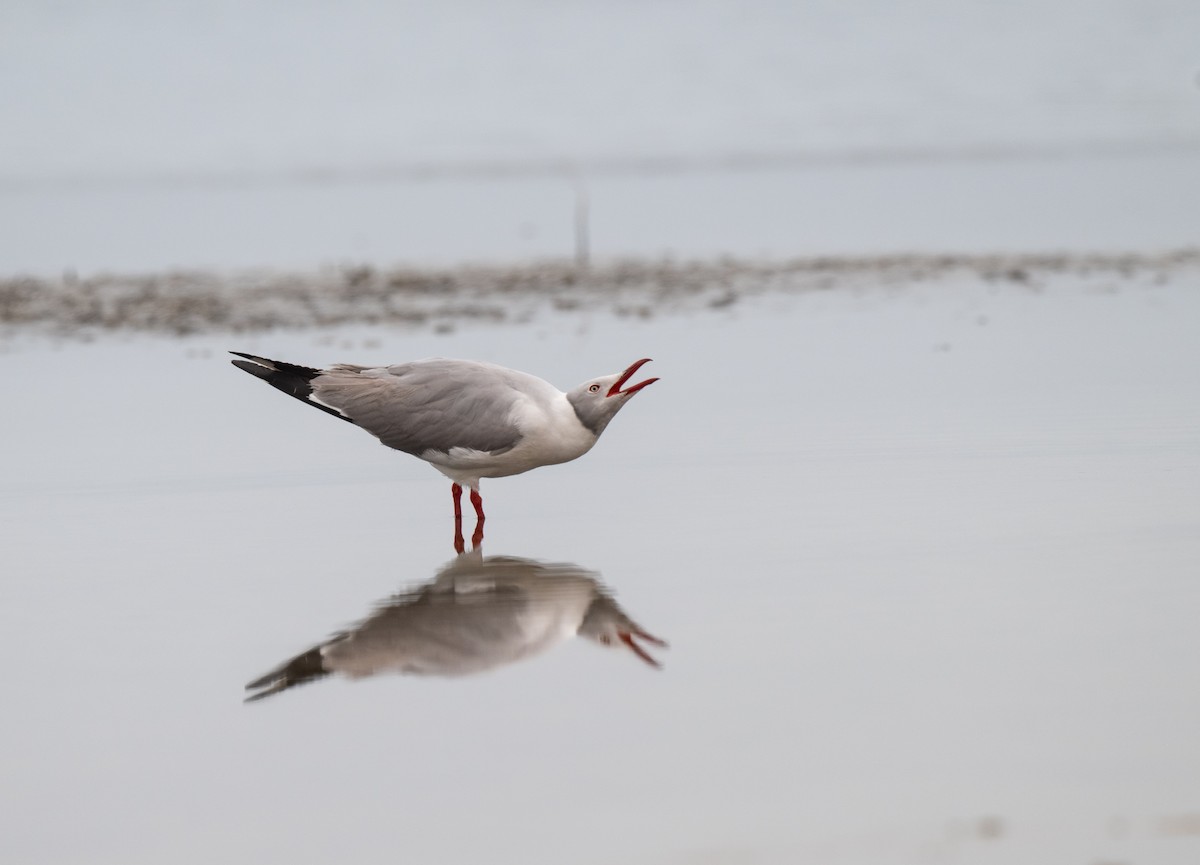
[
  {"x1": 244, "y1": 644, "x2": 334, "y2": 703},
  {"x1": 229, "y1": 352, "x2": 353, "y2": 424}
]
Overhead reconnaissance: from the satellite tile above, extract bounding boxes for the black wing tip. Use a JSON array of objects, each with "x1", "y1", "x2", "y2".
[
  {"x1": 229, "y1": 351, "x2": 275, "y2": 377},
  {"x1": 231, "y1": 360, "x2": 271, "y2": 380},
  {"x1": 229, "y1": 352, "x2": 355, "y2": 424},
  {"x1": 229, "y1": 350, "x2": 270, "y2": 366},
  {"x1": 243, "y1": 647, "x2": 329, "y2": 704},
  {"x1": 228, "y1": 351, "x2": 317, "y2": 375}
]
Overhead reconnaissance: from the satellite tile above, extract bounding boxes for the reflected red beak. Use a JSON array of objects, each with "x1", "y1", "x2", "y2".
[
  {"x1": 607, "y1": 358, "x2": 659, "y2": 397},
  {"x1": 619, "y1": 628, "x2": 669, "y2": 669}
]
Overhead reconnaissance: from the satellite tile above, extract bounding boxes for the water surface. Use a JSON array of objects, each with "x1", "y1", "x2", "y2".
[{"x1": 2, "y1": 276, "x2": 1197, "y2": 863}]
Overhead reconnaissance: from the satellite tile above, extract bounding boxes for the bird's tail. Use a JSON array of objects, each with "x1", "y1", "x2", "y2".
[
  {"x1": 244, "y1": 646, "x2": 330, "y2": 703},
  {"x1": 229, "y1": 352, "x2": 354, "y2": 424}
]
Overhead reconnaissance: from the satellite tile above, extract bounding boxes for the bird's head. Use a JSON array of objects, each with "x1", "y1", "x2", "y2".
[
  {"x1": 567, "y1": 358, "x2": 658, "y2": 436},
  {"x1": 578, "y1": 595, "x2": 668, "y2": 668}
]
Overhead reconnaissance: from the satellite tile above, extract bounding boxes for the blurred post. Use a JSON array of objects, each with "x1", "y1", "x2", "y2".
[{"x1": 573, "y1": 178, "x2": 590, "y2": 269}]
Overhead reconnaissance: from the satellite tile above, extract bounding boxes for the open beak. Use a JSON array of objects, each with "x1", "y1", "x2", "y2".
[
  {"x1": 618, "y1": 627, "x2": 669, "y2": 669},
  {"x1": 607, "y1": 358, "x2": 659, "y2": 398}
]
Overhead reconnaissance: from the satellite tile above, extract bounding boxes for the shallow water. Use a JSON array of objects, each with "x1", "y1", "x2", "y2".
[
  {"x1": 2, "y1": 275, "x2": 1198, "y2": 863},
  {"x1": 6, "y1": 151, "x2": 1200, "y2": 275}
]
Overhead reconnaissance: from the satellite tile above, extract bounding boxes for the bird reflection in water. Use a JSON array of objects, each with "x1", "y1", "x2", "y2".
[{"x1": 245, "y1": 549, "x2": 667, "y2": 703}]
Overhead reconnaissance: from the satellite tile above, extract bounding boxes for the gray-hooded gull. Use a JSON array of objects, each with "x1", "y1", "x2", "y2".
[
  {"x1": 244, "y1": 550, "x2": 667, "y2": 702},
  {"x1": 230, "y1": 352, "x2": 657, "y2": 544}
]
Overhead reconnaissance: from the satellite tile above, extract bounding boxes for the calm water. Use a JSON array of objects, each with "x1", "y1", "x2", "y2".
[
  {"x1": 2, "y1": 276, "x2": 1197, "y2": 863},
  {"x1": 5, "y1": 0, "x2": 1200, "y2": 274}
]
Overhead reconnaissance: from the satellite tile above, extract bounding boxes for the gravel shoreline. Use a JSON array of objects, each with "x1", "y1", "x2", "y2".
[{"x1": 3, "y1": 249, "x2": 1195, "y2": 338}]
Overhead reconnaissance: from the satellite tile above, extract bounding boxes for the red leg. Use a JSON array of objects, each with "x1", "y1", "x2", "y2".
[
  {"x1": 469, "y1": 488, "x2": 485, "y2": 550},
  {"x1": 451, "y1": 483, "x2": 465, "y2": 553}
]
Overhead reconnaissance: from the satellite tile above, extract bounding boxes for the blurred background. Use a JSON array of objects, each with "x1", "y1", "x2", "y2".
[
  {"x1": 3, "y1": 0, "x2": 1200, "y2": 275},
  {"x1": 2, "y1": 4, "x2": 1199, "y2": 865}
]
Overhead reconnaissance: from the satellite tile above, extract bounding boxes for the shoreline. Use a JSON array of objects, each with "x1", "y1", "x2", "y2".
[{"x1": 3, "y1": 248, "x2": 1196, "y2": 338}]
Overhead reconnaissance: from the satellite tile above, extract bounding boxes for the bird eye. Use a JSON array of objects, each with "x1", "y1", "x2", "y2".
[{"x1": 588, "y1": 384, "x2": 601, "y2": 393}]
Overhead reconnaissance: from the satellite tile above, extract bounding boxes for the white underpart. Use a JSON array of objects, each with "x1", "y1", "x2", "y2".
[
  {"x1": 510, "y1": 588, "x2": 596, "y2": 651},
  {"x1": 421, "y1": 391, "x2": 597, "y2": 486}
]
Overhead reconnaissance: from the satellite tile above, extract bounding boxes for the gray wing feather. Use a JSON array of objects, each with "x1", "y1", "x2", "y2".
[
  {"x1": 324, "y1": 585, "x2": 533, "y2": 677},
  {"x1": 311, "y1": 359, "x2": 537, "y2": 456}
]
